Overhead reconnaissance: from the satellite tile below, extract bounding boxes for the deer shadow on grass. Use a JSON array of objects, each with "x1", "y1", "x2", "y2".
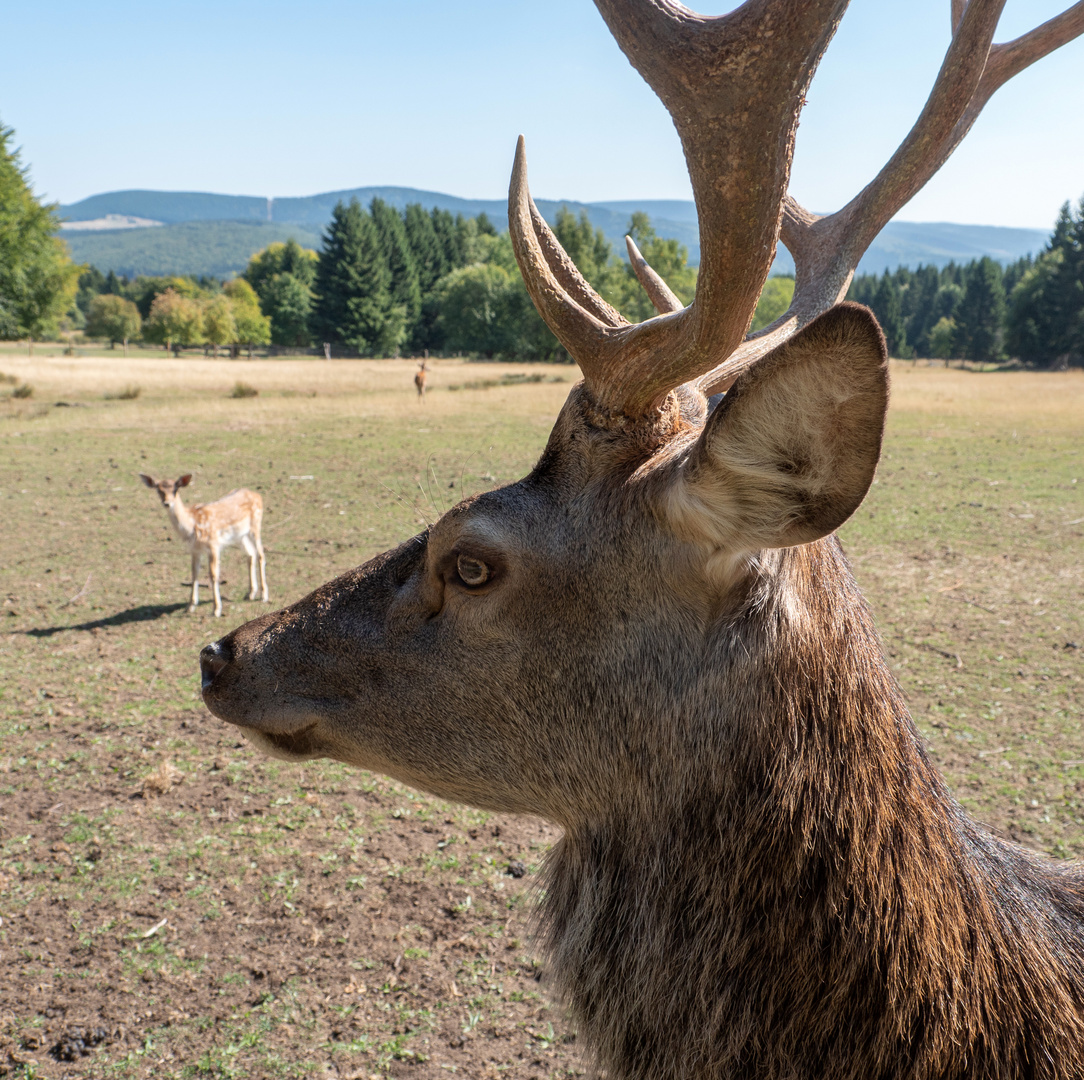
[{"x1": 21, "y1": 602, "x2": 190, "y2": 638}]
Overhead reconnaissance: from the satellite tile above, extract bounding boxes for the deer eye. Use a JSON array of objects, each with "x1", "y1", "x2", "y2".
[{"x1": 456, "y1": 555, "x2": 490, "y2": 588}]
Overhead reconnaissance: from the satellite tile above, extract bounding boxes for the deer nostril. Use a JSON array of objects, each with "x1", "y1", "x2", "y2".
[{"x1": 200, "y1": 640, "x2": 230, "y2": 691}]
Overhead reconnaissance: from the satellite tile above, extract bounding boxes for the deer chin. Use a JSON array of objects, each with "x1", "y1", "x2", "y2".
[
  {"x1": 203, "y1": 677, "x2": 332, "y2": 760},
  {"x1": 237, "y1": 722, "x2": 322, "y2": 763}
]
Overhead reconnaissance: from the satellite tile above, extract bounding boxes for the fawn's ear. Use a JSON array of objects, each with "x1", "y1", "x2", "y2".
[
  {"x1": 138, "y1": 473, "x2": 156, "y2": 488},
  {"x1": 669, "y1": 304, "x2": 888, "y2": 552},
  {"x1": 176, "y1": 474, "x2": 192, "y2": 489}
]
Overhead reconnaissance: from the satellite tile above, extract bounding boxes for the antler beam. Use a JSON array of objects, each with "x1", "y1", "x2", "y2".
[{"x1": 698, "y1": 0, "x2": 1084, "y2": 395}]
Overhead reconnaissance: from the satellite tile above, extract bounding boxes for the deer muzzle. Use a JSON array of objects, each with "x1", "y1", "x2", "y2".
[{"x1": 199, "y1": 611, "x2": 332, "y2": 761}]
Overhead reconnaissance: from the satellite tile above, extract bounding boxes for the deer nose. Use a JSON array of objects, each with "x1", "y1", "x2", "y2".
[{"x1": 200, "y1": 640, "x2": 231, "y2": 690}]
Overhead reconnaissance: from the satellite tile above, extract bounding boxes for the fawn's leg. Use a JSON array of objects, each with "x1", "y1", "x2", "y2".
[
  {"x1": 256, "y1": 534, "x2": 268, "y2": 602},
  {"x1": 189, "y1": 551, "x2": 201, "y2": 612},
  {"x1": 241, "y1": 536, "x2": 259, "y2": 600},
  {"x1": 209, "y1": 547, "x2": 223, "y2": 617}
]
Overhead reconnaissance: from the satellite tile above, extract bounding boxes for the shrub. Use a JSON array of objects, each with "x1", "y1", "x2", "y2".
[
  {"x1": 230, "y1": 382, "x2": 258, "y2": 399},
  {"x1": 12, "y1": 383, "x2": 32, "y2": 399}
]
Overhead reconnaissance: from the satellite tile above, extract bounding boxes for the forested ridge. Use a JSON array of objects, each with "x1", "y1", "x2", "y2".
[{"x1": 846, "y1": 198, "x2": 1084, "y2": 368}]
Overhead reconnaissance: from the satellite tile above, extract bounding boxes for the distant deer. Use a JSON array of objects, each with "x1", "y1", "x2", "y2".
[
  {"x1": 140, "y1": 474, "x2": 268, "y2": 617},
  {"x1": 414, "y1": 360, "x2": 428, "y2": 399},
  {"x1": 199, "y1": 2, "x2": 1084, "y2": 1077}
]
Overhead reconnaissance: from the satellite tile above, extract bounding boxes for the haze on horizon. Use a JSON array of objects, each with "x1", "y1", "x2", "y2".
[{"x1": 2, "y1": 0, "x2": 1080, "y2": 232}]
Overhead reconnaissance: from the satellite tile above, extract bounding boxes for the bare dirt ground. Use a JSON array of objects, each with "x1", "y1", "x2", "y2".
[{"x1": 0, "y1": 353, "x2": 1081, "y2": 1078}]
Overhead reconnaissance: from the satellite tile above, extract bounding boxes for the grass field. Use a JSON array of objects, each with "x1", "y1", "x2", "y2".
[{"x1": 0, "y1": 348, "x2": 1081, "y2": 1078}]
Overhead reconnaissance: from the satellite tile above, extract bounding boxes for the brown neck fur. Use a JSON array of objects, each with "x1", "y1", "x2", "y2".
[{"x1": 541, "y1": 537, "x2": 1084, "y2": 1079}]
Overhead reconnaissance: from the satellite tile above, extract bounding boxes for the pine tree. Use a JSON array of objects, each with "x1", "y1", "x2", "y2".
[
  {"x1": 1005, "y1": 197, "x2": 1084, "y2": 367},
  {"x1": 1002, "y1": 255, "x2": 1032, "y2": 297},
  {"x1": 870, "y1": 272, "x2": 907, "y2": 357},
  {"x1": 846, "y1": 273, "x2": 877, "y2": 308},
  {"x1": 403, "y1": 204, "x2": 449, "y2": 293},
  {"x1": 901, "y1": 264, "x2": 940, "y2": 356},
  {"x1": 431, "y1": 209, "x2": 466, "y2": 271},
  {"x1": 0, "y1": 120, "x2": 80, "y2": 344},
  {"x1": 954, "y1": 257, "x2": 1006, "y2": 361},
  {"x1": 310, "y1": 199, "x2": 403, "y2": 355},
  {"x1": 370, "y1": 198, "x2": 422, "y2": 336}
]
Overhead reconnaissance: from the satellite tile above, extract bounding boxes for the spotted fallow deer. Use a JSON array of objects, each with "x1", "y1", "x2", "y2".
[
  {"x1": 199, "y1": 2, "x2": 1084, "y2": 1076},
  {"x1": 139, "y1": 474, "x2": 268, "y2": 617}
]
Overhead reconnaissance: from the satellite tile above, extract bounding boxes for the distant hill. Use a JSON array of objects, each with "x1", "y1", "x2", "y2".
[
  {"x1": 58, "y1": 187, "x2": 1048, "y2": 280},
  {"x1": 61, "y1": 221, "x2": 324, "y2": 280}
]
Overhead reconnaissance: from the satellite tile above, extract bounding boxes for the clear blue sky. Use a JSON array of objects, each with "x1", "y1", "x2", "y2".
[{"x1": 1, "y1": 0, "x2": 1080, "y2": 229}]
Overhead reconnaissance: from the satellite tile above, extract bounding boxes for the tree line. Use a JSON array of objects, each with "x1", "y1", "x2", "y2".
[
  {"x1": 846, "y1": 198, "x2": 1084, "y2": 367},
  {"x1": 64, "y1": 200, "x2": 696, "y2": 361},
  {"x1": 241, "y1": 196, "x2": 697, "y2": 359},
  {"x1": 70, "y1": 268, "x2": 269, "y2": 355}
]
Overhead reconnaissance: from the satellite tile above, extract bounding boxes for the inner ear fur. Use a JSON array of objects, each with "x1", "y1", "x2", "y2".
[
  {"x1": 138, "y1": 473, "x2": 156, "y2": 488},
  {"x1": 674, "y1": 303, "x2": 888, "y2": 551}
]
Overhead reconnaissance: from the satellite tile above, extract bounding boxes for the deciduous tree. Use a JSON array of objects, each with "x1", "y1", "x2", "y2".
[
  {"x1": 0, "y1": 121, "x2": 79, "y2": 349},
  {"x1": 86, "y1": 294, "x2": 142, "y2": 354},
  {"x1": 144, "y1": 287, "x2": 204, "y2": 353},
  {"x1": 223, "y1": 279, "x2": 271, "y2": 356}
]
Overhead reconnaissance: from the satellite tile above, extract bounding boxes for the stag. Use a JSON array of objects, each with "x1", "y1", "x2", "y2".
[{"x1": 199, "y1": 2, "x2": 1084, "y2": 1076}]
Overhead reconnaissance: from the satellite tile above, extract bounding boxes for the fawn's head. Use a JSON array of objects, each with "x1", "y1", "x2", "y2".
[{"x1": 139, "y1": 473, "x2": 192, "y2": 511}]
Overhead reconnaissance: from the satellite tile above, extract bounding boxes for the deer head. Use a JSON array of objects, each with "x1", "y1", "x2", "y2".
[
  {"x1": 199, "y1": 3, "x2": 1084, "y2": 1073},
  {"x1": 201, "y1": 301, "x2": 886, "y2": 820}
]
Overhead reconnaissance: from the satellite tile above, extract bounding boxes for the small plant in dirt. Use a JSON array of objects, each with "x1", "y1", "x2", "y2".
[
  {"x1": 0, "y1": 371, "x2": 17, "y2": 384},
  {"x1": 105, "y1": 385, "x2": 141, "y2": 400},
  {"x1": 12, "y1": 383, "x2": 32, "y2": 398},
  {"x1": 230, "y1": 382, "x2": 258, "y2": 398}
]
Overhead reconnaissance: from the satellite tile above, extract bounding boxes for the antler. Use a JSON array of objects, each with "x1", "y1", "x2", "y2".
[
  {"x1": 625, "y1": 235, "x2": 684, "y2": 316},
  {"x1": 698, "y1": 0, "x2": 1084, "y2": 395},
  {"x1": 509, "y1": 0, "x2": 850, "y2": 418}
]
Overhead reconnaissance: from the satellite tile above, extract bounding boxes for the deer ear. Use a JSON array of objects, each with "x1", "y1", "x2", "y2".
[
  {"x1": 177, "y1": 475, "x2": 192, "y2": 488},
  {"x1": 138, "y1": 473, "x2": 155, "y2": 488},
  {"x1": 673, "y1": 304, "x2": 888, "y2": 551}
]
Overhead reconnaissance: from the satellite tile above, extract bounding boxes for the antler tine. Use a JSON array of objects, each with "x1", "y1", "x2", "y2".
[
  {"x1": 625, "y1": 235, "x2": 684, "y2": 315},
  {"x1": 699, "y1": 0, "x2": 1084, "y2": 400},
  {"x1": 529, "y1": 199, "x2": 628, "y2": 330},
  {"x1": 507, "y1": 137, "x2": 618, "y2": 375},
  {"x1": 951, "y1": 0, "x2": 967, "y2": 35},
  {"x1": 970, "y1": 2, "x2": 1084, "y2": 114},
  {"x1": 510, "y1": 137, "x2": 693, "y2": 413}
]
